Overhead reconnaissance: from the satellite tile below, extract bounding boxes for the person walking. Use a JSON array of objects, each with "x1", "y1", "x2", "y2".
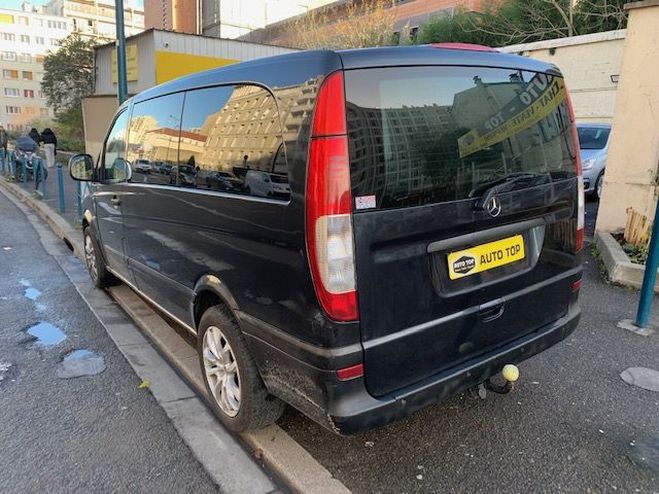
[
  {"x1": 41, "y1": 127, "x2": 57, "y2": 169},
  {"x1": 0, "y1": 125, "x2": 8, "y2": 158},
  {"x1": 28, "y1": 127, "x2": 41, "y2": 146}
]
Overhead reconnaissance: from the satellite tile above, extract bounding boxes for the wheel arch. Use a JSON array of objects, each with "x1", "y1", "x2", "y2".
[{"x1": 192, "y1": 274, "x2": 240, "y2": 331}]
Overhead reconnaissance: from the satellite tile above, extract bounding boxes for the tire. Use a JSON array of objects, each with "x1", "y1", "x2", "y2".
[
  {"x1": 198, "y1": 305, "x2": 285, "y2": 431},
  {"x1": 596, "y1": 171, "x2": 604, "y2": 200},
  {"x1": 83, "y1": 227, "x2": 115, "y2": 289}
]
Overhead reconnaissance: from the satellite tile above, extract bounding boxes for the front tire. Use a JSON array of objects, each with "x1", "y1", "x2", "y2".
[
  {"x1": 198, "y1": 305, "x2": 285, "y2": 431},
  {"x1": 83, "y1": 227, "x2": 115, "y2": 289},
  {"x1": 596, "y1": 171, "x2": 604, "y2": 199}
]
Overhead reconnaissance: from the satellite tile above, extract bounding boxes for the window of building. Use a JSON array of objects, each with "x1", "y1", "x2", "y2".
[
  {"x1": 18, "y1": 16, "x2": 28, "y2": 26},
  {"x1": 20, "y1": 53, "x2": 32, "y2": 63},
  {"x1": 5, "y1": 106, "x2": 21, "y2": 114},
  {"x1": 24, "y1": 89, "x2": 34, "y2": 98},
  {"x1": 178, "y1": 84, "x2": 288, "y2": 199},
  {"x1": 38, "y1": 90, "x2": 44, "y2": 98},
  {"x1": 4, "y1": 88, "x2": 20, "y2": 97},
  {"x1": 1, "y1": 32, "x2": 15, "y2": 41},
  {"x1": 36, "y1": 19, "x2": 43, "y2": 27},
  {"x1": 50, "y1": 38, "x2": 59, "y2": 46},
  {"x1": 36, "y1": 55, "x2": 44, "y2": 63},
  {"x1": 3, "y1": 69, "x2": 18, "y2": 79},
  {"x1": 40, "y1": 108, "x2": 49, "y2": 117},
  {"x1": 2, "y1": 51, "x2": 16, "y2": 61},
  {"x1": 20, "y1": 34, "x2": 29, "y2": 43},
  {"x1": 35, "y1": 36, "x2": 45, "y2": 44},
  {"x1": 22, "y1": 71, "x2": 32, "y2": 80},
  {"x1": 126, "y1": 93, "x2": 184, "y2": 185}
]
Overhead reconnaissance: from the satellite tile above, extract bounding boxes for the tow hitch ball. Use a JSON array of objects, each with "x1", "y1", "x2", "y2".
[{"x1": 484, "y1": 364, "x2": 520, "y2": 395}]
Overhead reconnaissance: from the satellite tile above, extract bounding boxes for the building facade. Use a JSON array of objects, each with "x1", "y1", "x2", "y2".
[
  {"x1": 45, "y1": 0, "x2": 144, "y2": 40},
  {"x1": 201, "y1": 0, "x2": 335, "y2": 39},
  {"x1": 239, "y1": 0, "x2": 489, "y2": 47},
  {"x1": 144, "y1": 0, "x2": 199, "y2": 34},
  {"x1": 0, "y1": 5, "x2": 71, "y2": 131}
]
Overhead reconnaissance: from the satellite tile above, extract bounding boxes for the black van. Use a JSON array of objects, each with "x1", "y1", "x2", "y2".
[{"x1": 70, "y1": 44, "x2": 583, "y2": 434}]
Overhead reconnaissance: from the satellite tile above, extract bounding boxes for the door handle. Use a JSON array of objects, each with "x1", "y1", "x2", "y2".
[
  {"x1": 479, "y1": 299, "x2": 505, "y2": 323},
  {"x1": 110, "y1": 196, "x2": 121, "y2": 206}
]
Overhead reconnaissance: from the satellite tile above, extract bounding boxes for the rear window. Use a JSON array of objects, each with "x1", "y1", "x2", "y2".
[
  {"x1": 577, "y1": 126, "x2": 610, "y2": 150},
  {"x1": 345, "y1": 66, "x2": 577, "y2": 210}
]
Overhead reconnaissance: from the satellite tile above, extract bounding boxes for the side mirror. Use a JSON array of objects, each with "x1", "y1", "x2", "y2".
[{"x1": 69, "y1": 153, "x2": 95, "y2": 181}]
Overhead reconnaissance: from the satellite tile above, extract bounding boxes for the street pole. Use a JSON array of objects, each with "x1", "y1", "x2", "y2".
[
  {"x1": 115, "y1": 0, "x2": 128, "y2": 104},
  {"x1": 634, "y1": 197, "x2": 659, "y2": 328}
]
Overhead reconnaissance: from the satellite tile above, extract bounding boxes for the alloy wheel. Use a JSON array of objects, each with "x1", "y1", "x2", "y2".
[{"x1": 202, "y1": 326, "x2": 241, "y2": 417}]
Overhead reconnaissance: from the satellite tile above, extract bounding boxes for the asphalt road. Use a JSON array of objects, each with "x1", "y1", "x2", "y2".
[
  {"x1": 0, "y1": 191, "x2": 220, "y2": 492},
  {"x1": 278, "y1": 239, "x2": 659, "y2": 493}
]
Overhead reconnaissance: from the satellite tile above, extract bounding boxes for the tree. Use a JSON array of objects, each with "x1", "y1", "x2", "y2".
[
  {"x1": 417, "y1": 0, "x2": 628, "y2": 47},
  {"x1": 41, "y1": 34, "x2": 96, "y2": 118},
  {"x1": 289, "y1": 0, "x2": 397, "y2": 49}
]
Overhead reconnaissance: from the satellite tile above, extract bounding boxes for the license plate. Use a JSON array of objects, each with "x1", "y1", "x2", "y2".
[{"x1": 447, "y1": 235, "x2": 525, "y2": 280}]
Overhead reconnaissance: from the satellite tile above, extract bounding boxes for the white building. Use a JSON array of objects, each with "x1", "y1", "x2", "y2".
[
  {"x1": 201, "y1": 0, "x2": 335, "y2": 38},
  {"x1": 0, "y1": 5, "x2": 71, "y2": 131},
  {"x1": 45, "y1": 0, "x2": 145, "y2": 40}
]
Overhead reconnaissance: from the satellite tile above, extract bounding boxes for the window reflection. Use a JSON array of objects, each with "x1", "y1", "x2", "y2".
[
  {"x1": 127, "y1": 93, "x2": 183, "y2": 185},
  {"x1": 102, "y1": 110, "x2": 129, "y2": 181},
  {"x1": 179, "y1": 84, "x2": 290, "y2": 199}
]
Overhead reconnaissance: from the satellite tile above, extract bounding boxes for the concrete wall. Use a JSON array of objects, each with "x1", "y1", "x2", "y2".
[
  {"x1": 82, "y1": 95, "x2": 119, "y2": 159},
  {"x1": 501, "y1": 30, "x2": 626, "y2": 123},
  {"x1": 596, "y1": 0, "x2": 659, "y2": 233}
]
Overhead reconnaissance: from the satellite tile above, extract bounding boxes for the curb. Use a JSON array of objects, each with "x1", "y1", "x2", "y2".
[
  {"x1": 595, "y1": 231, "x2": 659, "y2": 292},
  {"x1": 0, "y1": 176, "x2": 351, "y2": 494}
]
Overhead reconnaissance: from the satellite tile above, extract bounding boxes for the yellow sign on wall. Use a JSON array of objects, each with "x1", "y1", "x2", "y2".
[
  {"x1": 112, "y1": 44, "x2": 138, "y2": 83},
  {"x1": 155, "y1": 51, "x2": 238, "y2": 85},
  {"x1": 0, "y1": 13, "x2": 14, "y2": 23}
]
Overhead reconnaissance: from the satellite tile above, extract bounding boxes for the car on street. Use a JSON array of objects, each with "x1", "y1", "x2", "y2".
[
  {"x1": 577, "y1": 123, "x2": 611, "y2": 199},
  {"x1": 134, "y1": 159, "x2": 153, "y2": 174},
  {"x1": 244, "y1": 170, "x2": 290, "y2": 198},
  {"x1": 205, "y1": 171, "x2": 244, "y2": 192},
  {"x1": 69, "y1": 44, "x2": 583, "y2": 435}
]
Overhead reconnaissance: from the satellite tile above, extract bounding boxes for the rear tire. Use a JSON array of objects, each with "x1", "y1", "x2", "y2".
[
  {"x1": 198, "y1": 305, "x2": 285, "y2": 431},
  {"x1": 83, "y1": 227, "x2": 115, "y2": 289}
]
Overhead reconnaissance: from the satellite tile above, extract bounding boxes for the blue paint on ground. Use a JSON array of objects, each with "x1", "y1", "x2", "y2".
[
  {"x1": 24, "y1": 287, "x2": 41, "y2": 300},
  {"x1": 27, "y1": 322, "x2": 66, "y2": 346}
]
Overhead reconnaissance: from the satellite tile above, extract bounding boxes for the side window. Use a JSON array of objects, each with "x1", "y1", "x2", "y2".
[
  {"x1": 179, "y1": 84, "x2": 289, "y2": 199},
  {"x1": 126, "y1": 93, "x2": 184, "y2": 185},
  {"x1": 101, "y1": 110, "x2": 129, "y2": 181}
]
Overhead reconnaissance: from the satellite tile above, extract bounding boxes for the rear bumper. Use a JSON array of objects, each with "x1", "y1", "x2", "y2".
[
  {"x1": 330, "y1": 303, "x2": 580, "y2": 434},
  {"x1": 242, "y1": 303, "x2": 580, "y2": 435}
]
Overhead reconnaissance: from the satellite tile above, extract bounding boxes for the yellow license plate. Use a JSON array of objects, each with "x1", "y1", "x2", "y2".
[{"x1": 447, "y1": 235, "x2": 525, "y2": 280}]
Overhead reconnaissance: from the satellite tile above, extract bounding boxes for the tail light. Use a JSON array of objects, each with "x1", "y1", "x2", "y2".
[
  {"x1": 306, "y1": 71, "x2": 358, "y2": 322},
  {"x1": 566, "y1": 87, "x2": 584, "y2": 252}
]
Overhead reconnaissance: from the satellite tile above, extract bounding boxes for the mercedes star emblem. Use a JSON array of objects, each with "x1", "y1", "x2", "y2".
[{"x1": 486, "y1": 196, "x2": 502, "y2": 217}]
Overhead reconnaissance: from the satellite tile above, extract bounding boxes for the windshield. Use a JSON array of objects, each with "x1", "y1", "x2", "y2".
[
  {"x1": 577, "y1": 126, "x2": 610, "y2": 150},
  {"x1": 345, "y1": 66, "x2": 577, "y2": 210}
]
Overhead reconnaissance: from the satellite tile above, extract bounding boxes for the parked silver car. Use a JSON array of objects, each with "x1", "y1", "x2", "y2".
[{"x1": 577, "y1": 123, "x2": 611, "y2": 199}]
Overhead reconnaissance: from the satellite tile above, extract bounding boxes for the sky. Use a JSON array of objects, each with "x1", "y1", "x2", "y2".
[{"x1": 2, "y1": 0, "x2": 144, "y2": 10}]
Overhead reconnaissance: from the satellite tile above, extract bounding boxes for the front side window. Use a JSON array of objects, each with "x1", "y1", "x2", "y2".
[
  {"x1": 126, "y1": 93, "x2": 184, "y2": 185},
  {"x1": 577, "y1": 126, "x2": 610, "y2": 150},
  {"x1": 345, "y1": 66, "x2": 576, "y2": 210},
  {"x1": 101, "y1": 110, "x2": 130, "y2": 182},
  {"x1": 179, "y1": 84, "x2": 289, "y2": 199}
]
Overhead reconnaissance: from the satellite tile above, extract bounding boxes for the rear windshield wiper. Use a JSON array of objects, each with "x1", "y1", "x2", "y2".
[{"x1": 471, "y1": 172, "x2": 551, "y2": 211}]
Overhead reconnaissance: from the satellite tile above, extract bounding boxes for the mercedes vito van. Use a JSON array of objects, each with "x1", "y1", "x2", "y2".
[{"x1": 70, "y1": 44, "x2": 583, "y2": 434}]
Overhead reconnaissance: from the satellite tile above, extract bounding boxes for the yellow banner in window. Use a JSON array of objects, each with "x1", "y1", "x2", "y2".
[{"x1": 458, "y1": 77, "x2": 566, "y2": 158}]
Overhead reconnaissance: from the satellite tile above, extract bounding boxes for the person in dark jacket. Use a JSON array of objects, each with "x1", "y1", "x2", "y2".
[
  {"x1": 28, "y1": 128, "x2": 41, "y2": 146},
  {"x1": 41, "y1": 127, "x2": 57, "y2": 168}
]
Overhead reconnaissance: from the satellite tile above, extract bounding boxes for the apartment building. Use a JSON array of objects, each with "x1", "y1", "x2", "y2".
[
  {"x1": 0, "y1": 6, "x2": 71, "y2": 132},
  {"x1": 45, "y1": 0, "x2": 145, "y2": 40},
  {"x1": 144, "y1": 0, "x2": 199, "y2": 34}
]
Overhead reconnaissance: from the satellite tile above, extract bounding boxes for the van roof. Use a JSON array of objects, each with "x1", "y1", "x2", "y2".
[{"x1": 134, "y1": 45, "x2": 561, "y2": 104}]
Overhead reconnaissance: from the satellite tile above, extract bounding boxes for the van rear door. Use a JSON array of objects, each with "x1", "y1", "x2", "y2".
[{"x1": 344, "y1": 65, "x2": 582, "y2": 397}]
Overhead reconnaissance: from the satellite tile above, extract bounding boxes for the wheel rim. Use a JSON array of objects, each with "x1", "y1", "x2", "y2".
[
  {"x1": 597, "y1": 174, "x2": 604, "y2": 198},
  {"x1": 202, "y1": 326, "x2": 241, "y2": 417},
  {"x1": 84, "y1": 234, "x2": 98, "y2": 283}
]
